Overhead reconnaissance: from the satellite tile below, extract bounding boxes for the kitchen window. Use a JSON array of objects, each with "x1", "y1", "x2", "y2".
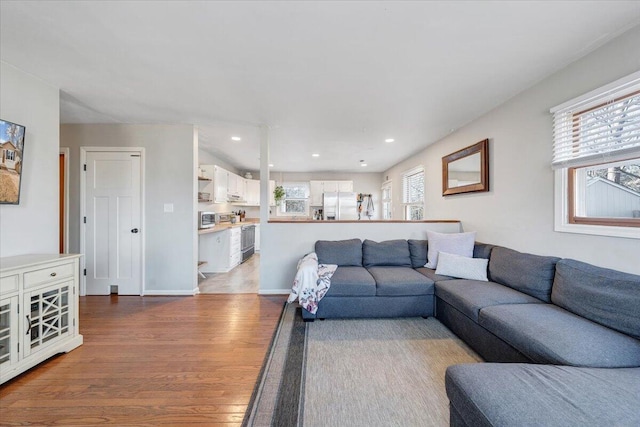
[
  {"x1": 551, "y1": 71, "x2": 640, "y2": 238},
  {"x1": 402, "y1": 167, "x2": 424, "y2": 220},
  {"x1": 278, "y1": 182, "x2": 310, "y2": 217}
]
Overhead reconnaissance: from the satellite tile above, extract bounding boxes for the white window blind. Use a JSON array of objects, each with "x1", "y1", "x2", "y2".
[
  {"x1": 402, "y1": 167, "x2": 424, "y2": 204},
  {"x1": 551, "y1": 72, "x2": 640, "y2": 169}
]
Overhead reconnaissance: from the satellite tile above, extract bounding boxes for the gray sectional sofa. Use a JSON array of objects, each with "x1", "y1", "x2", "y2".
[{"x1": 304, "y1": 237, "x2": 640, "y2": 426}]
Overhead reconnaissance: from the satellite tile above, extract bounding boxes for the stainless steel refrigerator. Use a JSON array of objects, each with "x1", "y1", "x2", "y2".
[{"x1": 323, "y1": 192, "x2": 358, "y2": 220}]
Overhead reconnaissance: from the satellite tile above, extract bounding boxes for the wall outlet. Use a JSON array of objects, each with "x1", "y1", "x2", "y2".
[{"x1": 164, "y1": 203, "x2": 174, "y2": 213}]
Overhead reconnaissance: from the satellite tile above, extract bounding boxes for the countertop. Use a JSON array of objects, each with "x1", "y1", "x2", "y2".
[
  {"x1": 198, "y1": 218, "x2": 259, "y2": 235},
  {"x1": 267, "y1": 219, "x2": 460, "y2": 224}
]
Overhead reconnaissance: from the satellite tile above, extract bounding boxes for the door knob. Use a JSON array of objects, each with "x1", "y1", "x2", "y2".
[{"x1": 131, "y1": 228, "x2": 139, "y2": 233}]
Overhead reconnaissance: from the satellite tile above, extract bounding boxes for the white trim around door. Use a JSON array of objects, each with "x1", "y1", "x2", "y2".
[
  {"x1": 80, "y1": 147, "x2": 146, "y2": 296},
  {"x1": 60, "y1": 147, "x2": 70, "y2": 254}
]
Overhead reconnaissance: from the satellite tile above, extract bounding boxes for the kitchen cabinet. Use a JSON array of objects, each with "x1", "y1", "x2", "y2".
[
  {"x1": 0, "y1": 254, "x2": 83, "y2": 385},
  {"x1": 244, "y1": 179, "x2": 260, "y2": 206},
  {"x1": 338, "y1": 180, "x2": 354, "y2": 192},
  {"x1": 309, "y1": 180, "x2": 354, "y2": 206},
  {"x1": 198, "y1": 165, "x2": 214, "y2": 203},
  {"x1": 213, "y1": 165, "x2": 229, "y2": 203},
  {"x1": 198, "y1": 228, "x2": 242, "y2": 273},
  {"x1": 226, "y1": 170, "x2": 246, "y2": 202},
  {"x1": 310, "y1": 181, "x2": 324, "y2": 206}
]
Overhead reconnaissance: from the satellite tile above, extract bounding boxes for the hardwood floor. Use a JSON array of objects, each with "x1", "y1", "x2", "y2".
[
  {"x1": 0, "y1": 293, "x2": 286, "y2": 426},
  {"x1": 199, "y1": 254, "x2": 260, "y2": 294}
]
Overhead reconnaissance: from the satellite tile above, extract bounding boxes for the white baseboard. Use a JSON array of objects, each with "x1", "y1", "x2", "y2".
[
  {"x1": 142, "y1": 289, "x2": 198, "y2": 296},
  {"x1": 258, "y1": 288, "x2": 290, "y2": 295}
]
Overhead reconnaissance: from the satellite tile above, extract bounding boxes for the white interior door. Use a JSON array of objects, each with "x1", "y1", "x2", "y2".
[{"x1": 84, "y1": 151, "x2": 142, "y2": 295}]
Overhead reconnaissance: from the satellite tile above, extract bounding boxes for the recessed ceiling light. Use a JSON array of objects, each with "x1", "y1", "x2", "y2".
[
  {"x1": 361, "y1": 163, "x2": 368, "y2": 167},
  {"x1": 312, "y1": 153, "x2": 320, "y2": 157},
  {"x1": 268, "y1": 163, "x2": 274, "y2": 168},
  {"x1": 385, "y1": 138, "x2": 394, "y2": 143},
  {"x1": 231, "y1": 136, "x2": 241, "y2": 141}
]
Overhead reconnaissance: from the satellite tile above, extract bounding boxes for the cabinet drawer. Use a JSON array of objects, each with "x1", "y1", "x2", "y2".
[
  {"x1": 229, "y1": 227, "x2": 241, "y2": 236},
  {"x1": 24, "y1": 262, "x2": 75, "y2": 289},
  {"x1": 0, "y1": 274, "x2": 19, "y2": 294},
  {"x1": 230, "y1": 241, "x2": 241, "y2": 254},
  {"x1": 230, "y1": 253, "x2": 242, "y2": 266}
]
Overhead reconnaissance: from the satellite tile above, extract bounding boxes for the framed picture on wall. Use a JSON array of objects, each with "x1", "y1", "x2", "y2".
[{"x1": 0, "y1": 119, "x2": 26, "y2": 204}]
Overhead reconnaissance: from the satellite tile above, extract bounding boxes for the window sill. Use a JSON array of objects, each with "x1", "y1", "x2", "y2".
[{"x1": 554, "y1": 222, "x2": 640, "y2": 240}]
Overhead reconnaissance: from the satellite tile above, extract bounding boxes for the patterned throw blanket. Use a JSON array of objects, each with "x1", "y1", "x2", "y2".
[{"x1": 287, "y1": 252, "x2": 337, "y2": 314}]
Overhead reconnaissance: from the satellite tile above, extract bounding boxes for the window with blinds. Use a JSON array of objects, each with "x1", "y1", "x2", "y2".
[
  {"x1": 402, "y1": 167, "x2": 424, "y2": 220},
  {"x1": 551, "y1": 71, "x2": 640, "y2": 234}
]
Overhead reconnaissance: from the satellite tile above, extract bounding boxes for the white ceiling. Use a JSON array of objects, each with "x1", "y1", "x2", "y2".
[{"x1": 2, "y1": 1, "x2": 639, "y2": 173}]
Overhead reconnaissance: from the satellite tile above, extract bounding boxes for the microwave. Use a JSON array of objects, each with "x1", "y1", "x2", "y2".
[{"x1": 198, "y1": 211, "x2": 216, "y2": 229}]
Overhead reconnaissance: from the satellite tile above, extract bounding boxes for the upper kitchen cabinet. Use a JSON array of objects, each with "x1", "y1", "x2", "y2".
[
  {"x1": 198, "y1": 165, "x2": 214, "y2": 203},
  {"x1": 213, "y1": 165, "x2": 229, "y2": 203},
  {"x1": 228, "y1": 173, "x2": 247, "y2": 202},
  {"x1": 309, "y1": 180, "x2": 354, "y2": 206},
  {"x1": 310, "y1": 181, "x2": 324, "y2": 206},
  {"x1": 244, "y1": 179, "x2": 260, "y2": 206}
]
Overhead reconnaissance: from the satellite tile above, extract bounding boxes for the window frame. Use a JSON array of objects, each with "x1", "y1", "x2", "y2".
[
  {"x1": 402, "y1": 166, "x2": 424, "y2": 221},
  {"x1": 276, "y1": 181, "x2": 310, "y2": 217},
  {"x1": 552, "y1": 71, "x2": 640, "y2": 239},
  {"x1": 567, "y1": 157, "x2": 640, "y2": 228}
]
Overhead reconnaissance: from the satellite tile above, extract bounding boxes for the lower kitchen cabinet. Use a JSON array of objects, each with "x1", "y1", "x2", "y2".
[
  {"x1": 0, "y1": 254, "x2": 83, "y2": 384},
  {"x1": 198, "y1": 228, "x2": 242, "y2": 273}
]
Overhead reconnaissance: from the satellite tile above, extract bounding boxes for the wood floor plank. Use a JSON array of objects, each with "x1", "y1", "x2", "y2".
[{"x1": 0, "y1": 294, "x2": 285, "y2": 425}]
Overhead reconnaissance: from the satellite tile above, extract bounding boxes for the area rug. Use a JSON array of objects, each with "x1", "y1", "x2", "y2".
[{"x1": 243, "y1": 303, "x2": 482, "y2": 427}]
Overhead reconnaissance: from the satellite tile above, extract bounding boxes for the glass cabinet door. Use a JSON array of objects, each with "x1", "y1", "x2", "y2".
[
  {"x1": 24, "y1": 281, "x2": 73, "y2": 357},
  {"x1": 0, "y1": 296, "x2": 19, "y2": 368}
]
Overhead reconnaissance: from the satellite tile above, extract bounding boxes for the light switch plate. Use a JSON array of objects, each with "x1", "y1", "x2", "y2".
[{"x1": 164, "y1": 203, "x2": 174, "y2": 213}]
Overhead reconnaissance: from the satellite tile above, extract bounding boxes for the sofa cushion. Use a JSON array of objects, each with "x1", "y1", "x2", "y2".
[
  {"x1": 367, "y1": 266, "x2": 434, "y2": 296},
  {"x1": 410, "y1": 241, "x2": 494, "y2": 270},
  {"x1": 472, "y1": 242, "x2": 495, "y2": 260},
  {"x1": 425, "y1": 231, "x2": 476, "y2": 269},
  {"x1": 415, "y1": 267, "x2": 455, "y2": 282},
  {"x1": 435, "y1": 280, "x2": 542, "y2": 322},
  {"x1": 315, "y1": 238, "x2": 362, "y2": 266},
  {"x1": 362, "y1": 239, "x2": 411, "y2": 267},
  {"x1": 446, "y1": 363, "x2": 640, "y2": 427},
  {"x1": 324, "y1": 266, "x2": 376, "y2": 297},
  {"x1": 435, "y1": 252, "x2": 488, "y2": 281},
  {"x1": 408, "y1": 239, "x2": 428, "y2": 268},
  {"x1": 479, "y1": 304, "x2": 640, "y2": 368},
  {"x1": 552, "y1": 259, "x2": 640, "y2": 340},
  {"x1": 489, "y1": 247, "x2": 559, "y2": 302}
]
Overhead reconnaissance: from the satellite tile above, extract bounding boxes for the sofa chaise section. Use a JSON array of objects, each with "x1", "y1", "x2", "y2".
[
  {"x1": 446, "y1": 363, "x2": 640, "y2": 427},
  {"x1": 435, "y1": 246, "x2": 560, "y2": 362}
]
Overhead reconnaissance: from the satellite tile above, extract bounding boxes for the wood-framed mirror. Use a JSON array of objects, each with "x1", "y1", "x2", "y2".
[{"x1": 442, "y1": 139, "x2": 489, "y2": 196}]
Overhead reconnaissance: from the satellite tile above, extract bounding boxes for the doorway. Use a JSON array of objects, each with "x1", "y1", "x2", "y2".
[
  {"x1": 59, "y1": 148, "x2": 69, "y2": 253},
  {"x1": 80, "y1": 148, "x2": 144, "y2": 295}
]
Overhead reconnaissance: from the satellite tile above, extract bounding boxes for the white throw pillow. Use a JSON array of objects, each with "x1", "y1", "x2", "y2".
[
  {"x1": 424, "y1": 230, "x2": 476, "y2": 269},
  {"x1": 435, "y1": 251, "x2": 488, "y2": 281}
]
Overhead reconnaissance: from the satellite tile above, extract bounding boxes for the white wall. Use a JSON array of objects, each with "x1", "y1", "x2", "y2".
[
  {"x1": 259, "y1": 221, "x2": 461, "y2": 293},
  {"x1": 61, "y1": 124, "x2": 198, "y2": 294},
  {"x1": 384, "y1": 26, "x2": 640, "y2": 275},
  {"x1": 0, "y1": 62, "x2": 60, "y2": 257}
]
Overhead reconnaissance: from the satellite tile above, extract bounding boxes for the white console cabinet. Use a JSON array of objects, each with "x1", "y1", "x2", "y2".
[{"x1": 0, "y1": 254, "x2": 83, "y2": 384}]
